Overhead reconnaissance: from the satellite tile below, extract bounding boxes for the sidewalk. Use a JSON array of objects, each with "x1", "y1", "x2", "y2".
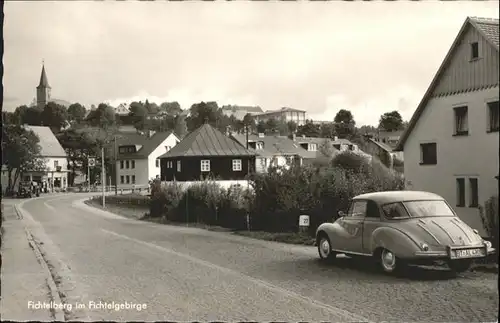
[{"x1": 0, "y1": 201, "x2": 55, "y2": 321}]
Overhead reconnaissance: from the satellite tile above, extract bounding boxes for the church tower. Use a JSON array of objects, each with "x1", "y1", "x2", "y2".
[{"x1": 36, "y1": 63, "x2": 51, "y2": 109}]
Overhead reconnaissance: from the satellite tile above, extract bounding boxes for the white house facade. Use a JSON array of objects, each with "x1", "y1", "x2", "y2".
[
  {"x1": 116, "y1": 132, "x2": 179, "y2": 188},
  {"x1": 396, "y1": 17, "x2": 499, "y2": 237},
  {"x1": 252, "y1": 107, "x2": 307, "y2": 126},
  {"x1": 20, "y1": 126, "x2": 70, "y2": 191}
]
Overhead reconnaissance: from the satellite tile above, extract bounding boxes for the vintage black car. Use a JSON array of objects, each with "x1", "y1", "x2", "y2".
[{"x1": 17, "y1": 181, "x2": 40, "y2": 198}]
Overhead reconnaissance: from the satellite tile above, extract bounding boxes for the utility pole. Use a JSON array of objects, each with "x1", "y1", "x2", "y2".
[
  {"x1": 101, "y1": 147, "x2": 105, "y2": 207},
  {"x1": 87, "y1": 159, "x2": 91, "y2": 192},
  {"x1": 114, "y1": 135, "x2": 118, "y2": 195},
  {"x1": 245, "y1": 123, "x2": 252, "y2": 231}
]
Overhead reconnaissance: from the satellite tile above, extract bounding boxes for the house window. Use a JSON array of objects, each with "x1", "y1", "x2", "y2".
[
  {"x1": 232, "y1": 159, "x2": 242, "y2": 171},
  {"x1": 54, "y1": 160, "x2": 59, "y2": 168},
  {"x1": 119, "y1": 146, "x2": 135, "y2": 154},
  {"x1": 487, "y1": 101, "x2": 499, "y2": 132},
  {"x1": 256, "y1": 142, "x2": 264, "y2": 150},
  {"x1": 177, "y1": 160, "x2": 181, "y2": 172},
  {"x1": 165, "y1": 146, "x2": 171, "y2": 152},
  {"x1": 453, "y1": 106, "x2": 468, "y2": 135},
  {"x1": 156, "y1": 159, "x2": 160, "y2": 167},
  {"x1": 469, "y1": 178, "x2": 479, "y2": 208},
  {"x1": 120, "y1": 161, "x2": 124, "y2": 169},
  {"x1": 470, "y1": 42, "x2": 479, "y2": 60},
  {"x1": 131, "y1": 160, "x2": 135, "y2": 169},
  {"x1": 120, "y1": 176, "x2": 124, "y2": 184},
  {"x1": 167, "y1": 161, "x2": 172, "y2": 168},
  {"x1": 456, "y1": 178, "x2": 465, "y2": 207},
  {"x1": 132, "y1": 175, "x2": 136, "y2": 184},
  {"x1": 308, "y1": 143, "x2": 317, "y2": 151},
  {"x1": 126, "y1": 160, "x2": 130, "y2": 169},
  {"x1": 201, "y1": 160, "x2": 210, "y2": 172},
  {"x1": 126, "y1": 175, "x2": 130, "y2": 184},
  {"x1": 420, "y1": 143, "x2": 437, "y2": 165}
]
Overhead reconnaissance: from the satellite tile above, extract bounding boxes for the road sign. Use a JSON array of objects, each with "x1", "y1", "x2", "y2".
[{"x1": 88, "y1": 157, "x2": 96, "y2": 167}]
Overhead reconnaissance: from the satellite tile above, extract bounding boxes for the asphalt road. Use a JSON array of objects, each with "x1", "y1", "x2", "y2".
[{"x1": 15, "y1": 194, "x2": 499, "y2": 322}]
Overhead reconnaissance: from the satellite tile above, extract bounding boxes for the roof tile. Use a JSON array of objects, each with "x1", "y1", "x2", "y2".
[
  {"x1": 470, "y1": 17, "x2": 499, "y2": 47},
  {"x1": 159, "y1": 124, "x2": 255, "y2": 158},
  {"x1": 24, "y1": 125, "x2": 67, "y2": 157}
]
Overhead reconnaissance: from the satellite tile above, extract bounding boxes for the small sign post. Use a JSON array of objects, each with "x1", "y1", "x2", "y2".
[
  {"x1": 299, "y1": 214, "x2": 310, "y2": 234},
  {"x1": 87, "y1": 157, "x2": 96, "y2": 192}
]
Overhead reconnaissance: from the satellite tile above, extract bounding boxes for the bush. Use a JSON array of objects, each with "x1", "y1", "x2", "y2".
[
  {"x1": 480, "y1": 195, "x2": 499, "y2": 259},
  {"x1": 148, "y1": 179, "x2": 250, "y2": 230},
  {"x1": 331, "y1": 151, "x2": 371, "y2": 173},
  {"x1": 249, "y1": 160, "x2": 404, "y2": 235},
  {"x1": 135, "y1": 154, "x2": 405, "y2": 235}
]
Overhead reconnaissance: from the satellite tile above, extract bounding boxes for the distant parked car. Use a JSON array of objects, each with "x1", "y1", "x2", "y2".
[
  {"x1": 315, "y1": 191, "x2": 495, "y2": 274},
  {"x1": 17, "y1": 181, "x2": 39, "y2": 198}
]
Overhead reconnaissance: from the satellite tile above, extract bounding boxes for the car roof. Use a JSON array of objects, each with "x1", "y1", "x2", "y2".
[{"x1": 353, "y1": 191, "x2": 444, "y2": 204}]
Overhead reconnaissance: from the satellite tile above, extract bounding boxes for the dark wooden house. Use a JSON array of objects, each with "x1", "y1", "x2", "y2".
[{"x1": 158, "y1": 123, "x2": 256, "y2": 181}]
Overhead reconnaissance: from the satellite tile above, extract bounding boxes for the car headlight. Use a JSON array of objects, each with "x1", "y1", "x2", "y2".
[
  {"x1": 484, "y1": 240, "x2": 492, "y2": 249},
  {"x1": 421, "y1": 243, "x2": 429, "y2": 251}
]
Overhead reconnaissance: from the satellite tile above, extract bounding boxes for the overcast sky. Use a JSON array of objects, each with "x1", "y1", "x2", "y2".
[{"x1": 3, "y1": 1, "x2": 499, "y2": 126}]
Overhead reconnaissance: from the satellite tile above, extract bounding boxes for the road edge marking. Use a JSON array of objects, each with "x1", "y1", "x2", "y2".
[
  {"x1": 101, "y1": 228, "x2": 373, "y2": 323},
  {"x1": 72, "y1": 198, "x2": 133, "y2": 220}
]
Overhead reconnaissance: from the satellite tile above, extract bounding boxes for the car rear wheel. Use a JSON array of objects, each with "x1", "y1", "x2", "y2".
[
  {"x1": 317, "y1": 234, "x2": 336, "y2": 262},
  {"x1": 448, "y1": 259, "x2": 472, "y2": 273}
]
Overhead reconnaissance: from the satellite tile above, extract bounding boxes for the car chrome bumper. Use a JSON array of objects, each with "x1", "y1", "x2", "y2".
[
  {"x1": 414, "y1": 245, "x2": 493, "y2": 259},
  {"x1": 414, "y1": 251, "x2": 448, "y2": 258}
]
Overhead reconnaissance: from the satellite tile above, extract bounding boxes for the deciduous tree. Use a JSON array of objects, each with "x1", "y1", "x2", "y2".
[
  {"x1": 159, "y1": 101, "x2": 183, "y2": 116},
  {"x1": 256, "y1": 120, "x2": 267, "y2": 134},
  {"x1": 14, "y1": 105, "x2": 43, "y2": 126},
  {"x1": 186, "y1": 101, "x2": 220, "y2": 131},
  {"x1": 57, "y1": 129, "x2": 101, "y2": 186},
  {"x1": 41, "y1": 102, "x2": 68, "y2": 133},
  {"x1": 174, "y1": 115, "x2": 188, "y2": 138},
  {"x1": 67, "y1": 103, "x2": 87, "y2": 125},
  {"x1": 87, "y1": 103, "x2": 117, "y2": 129},
  {"x1": 297, "y1": 120, "x2": 320, "y2": 138},
  {"x1": 1, "y1": 124, "x2": 46, "y2": 194},
  {"x1": 319, "y1": 122, "x2": 336, "y2": 139},
  {"x1": 378, "y1": 111, "x2": 404, "y2": 131},
  {"x1": 334, "y1": 109, "x2": 356, "y2": 139}
]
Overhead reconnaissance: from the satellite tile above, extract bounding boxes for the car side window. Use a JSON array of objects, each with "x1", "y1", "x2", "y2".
[
  {"x1": 366, "y1": 200, "x2": 380, "y2": 218},
  {"x1": 382, "y1": 202, "x2": 410, "y2": 219},
  {"x1": 347, "y1": 200, "x2": 367, "y2": 217}
]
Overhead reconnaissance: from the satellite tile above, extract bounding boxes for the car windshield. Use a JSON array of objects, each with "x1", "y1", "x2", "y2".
[{"x1": 403, "y1": 200, "x2": 455, "y2": 218}]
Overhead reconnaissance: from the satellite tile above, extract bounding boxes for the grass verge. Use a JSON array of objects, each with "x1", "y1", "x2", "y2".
[
  {"x1": 84, "y1": 199, "x2": 315, "y2": 245},
  {"x1": 234, "y1": 231, "x2": 316, "y2": 246},
  {"x1": 84, "y1": 198, "x2": 147, "y2": 219}
]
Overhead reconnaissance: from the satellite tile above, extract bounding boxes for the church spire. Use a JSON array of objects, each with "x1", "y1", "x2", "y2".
[{"x1": 38, "y1": 62, "x2": 50, "y2": 88}]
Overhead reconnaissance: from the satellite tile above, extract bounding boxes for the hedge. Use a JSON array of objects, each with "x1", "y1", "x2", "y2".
[
  {"x1": 480, "y1": 195, "x2": 499, "y2": 261},
  {"x1": 147, "y1": 151, "x2": 405, "y2": 234}
]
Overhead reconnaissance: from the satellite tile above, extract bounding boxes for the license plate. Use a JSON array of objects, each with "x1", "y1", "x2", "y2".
[{"x1": 453, "y1": 248, "x2": 484, "y2": 259}]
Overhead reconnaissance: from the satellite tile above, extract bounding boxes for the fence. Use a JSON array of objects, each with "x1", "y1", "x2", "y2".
[{"x1": 67, "y1": 185, "x2": 151, "y2": 194}]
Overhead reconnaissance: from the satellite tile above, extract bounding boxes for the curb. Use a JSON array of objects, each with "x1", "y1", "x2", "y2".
[{"x1": 14, "y1": 205, "x2": 66, "y2": 322}]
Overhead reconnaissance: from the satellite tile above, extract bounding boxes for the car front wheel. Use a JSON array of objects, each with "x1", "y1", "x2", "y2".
[
  {"x1": 448, "y1": 259, "x2": 472, "y2": 273},
  {"x1": 317, "y1": 234, "x2": 336, "y2": 262}
]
